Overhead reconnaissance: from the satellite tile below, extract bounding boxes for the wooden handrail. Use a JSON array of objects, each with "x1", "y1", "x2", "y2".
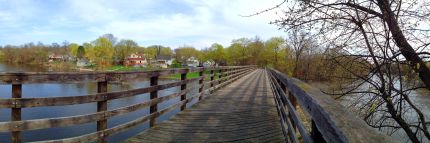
[
  {"x1": 0, "y1": 66, "x2": 256, "y2": 143},
  {"x1": 267, "y1": 68, "x2": 396, "y2": 143},
  {"x1": 0, "y1": 66, "x2": 250, "y2": 84},
  {"x1": 0, "y1": 77, "x2": 203, "y2": 108}
]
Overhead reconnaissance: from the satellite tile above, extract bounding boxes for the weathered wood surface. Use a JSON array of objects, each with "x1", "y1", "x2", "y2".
[
  {"x1": 0, "y1": 66, "x2": 255, "y2": 143},
  {"x1": 124, "y1": 69, "x2": 285, "y2": 143},
  {"x1": 267, "y1": 68, "x2": 396, "y2": 143},
  {"x1": 0, "y1": 66, "x2": 247, "y2": 84}
]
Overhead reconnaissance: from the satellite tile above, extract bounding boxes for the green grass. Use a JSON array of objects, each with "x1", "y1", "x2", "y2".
[
  {"x1": 106, "y1": 65, "x2": 155, "y2": 71},
  {"x1": 106, "y1": 66, "x2": 222, "y2": 80},
  {"x1": 164, "y1": 70, "x2": 220, "y2": 80}
]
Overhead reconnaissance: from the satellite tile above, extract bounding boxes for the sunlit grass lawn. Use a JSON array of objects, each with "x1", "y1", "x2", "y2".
[
  {"x1": 106, "y1": 65, "x2": 155, "y2": 71},
  {"x1": 165, "y1": 70, "x2": 220, "y2": 80},
  {"x1": 106, "y1": 66, "x2": 221, "y2": 80}
]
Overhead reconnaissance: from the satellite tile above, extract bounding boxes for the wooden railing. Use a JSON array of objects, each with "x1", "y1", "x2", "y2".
[
  {"x1": 0, "y1": 66, "x2": 255, "y2": 143},
  {"x1": 267, "y1": 68, "x2": 396, "y2": 143}
]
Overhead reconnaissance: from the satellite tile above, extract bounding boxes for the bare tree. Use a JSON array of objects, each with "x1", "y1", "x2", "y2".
[{"x1": 263, "y1": 0, "x2": 430, "y2": 142}]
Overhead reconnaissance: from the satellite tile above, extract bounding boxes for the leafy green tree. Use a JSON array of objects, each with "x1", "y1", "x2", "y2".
[
  {"x1": 174, "y1": 46, "x2": 200, "y2": 64},
  {"x1": 87, "y1": 37, "x2": 114, "y2": 66},
  {"x1": 145, "y1": 45, "x2": 173, "y2": 60},
  {"x1": 144, "y1": 46, "x2": 158, "y2": 60},
  {"x1": 77, "y1": 46, "x2": 85, "y2": 59},
  {"x1": 262, "y1": 37, "x2": 285, "y2": 67},
  {"x1": 114, "y1": 39, "x2": 138, "y2": 63},
  {"x1": 69, "y1": 43, "x2": 80, "y2": 58},
  {"x1": 207, "y1": 43, "x2": 226, "y2": 65},
  {"x1": 160, "y1": 47, "x2": 173, "y2": 58}
]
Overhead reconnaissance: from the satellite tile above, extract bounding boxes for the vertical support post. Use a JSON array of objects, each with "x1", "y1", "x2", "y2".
[
  {"x1": 289, "y1": 91, "x2": 297, "y2": 109},
  {"x1": 228, "y1": 68, "x2": 231, "y2": 79},
  {"x1": 276, "y1": 79, "x2": 297, "y2": 131},
  {"x1": 149, "y1": 76, "x2": 158, "y2": 127},
  {"x1": 198, "y1": 70, "x2": 204, "y2": 101},
  {"x1": 210, "y1": 70, "x2": 214, "y2": 92},
  {"x1": 218, "y1": 69, "x2": 223, "y2": 84},
  {"x1": 180, "y1": 71, "x2": 187, "y2": 111},
  {"x1": 97, "y1": 81, "x2": 108, "y2": 143},
  {"x1": 312, "y1": 120, "x2": 326, "y2": 143},
  {"x1": 11, "y1": 84, "x2": 21, "y2": 143}
]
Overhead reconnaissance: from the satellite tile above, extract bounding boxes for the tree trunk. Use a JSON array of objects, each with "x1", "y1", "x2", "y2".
[{"x1": 377, "y1": 0, "x2": 430, "y2": 90}]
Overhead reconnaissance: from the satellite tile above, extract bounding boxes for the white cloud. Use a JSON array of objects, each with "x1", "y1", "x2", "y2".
[{"x1": 0, "y1": 0, "x2": 286, "y2": 48}]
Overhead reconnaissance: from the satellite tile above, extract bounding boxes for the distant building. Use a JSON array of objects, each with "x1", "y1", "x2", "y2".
[
  {"x1": 203, "y1": 60, "x2": 216, "y2": 67},
  {"x1": 150, "y1": 47, "x2": 173, "y2": 68},
  {"x1": 48, "y1": 54, "x2": 67, "y2": 62},
  {"x1": 124, "y1": 53, "x2": 147, "y2": 67},
  {"x1": 151, "y1": 55, "x2": 173, "y2": 68},
  {"x1": 186, "y1": 57, "x2": 199, "y2": 67}
]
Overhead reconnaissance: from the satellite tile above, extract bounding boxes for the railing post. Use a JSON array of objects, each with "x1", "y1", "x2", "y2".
[
  {"x1": 218, "y1": 68, "x2": 223, "y2": 84},
  {"x1": 97, "y1": 81, "x2": 108, "y2": 143},
  {"x1": 198, "y1": 70, "x2": 204, "y2": 101},
  {"x1": 312, "y1": 120, "x2": 326, "y2": 143},
  {"x1": 180, "y1": 70, "x2": 187, "y2": 111},
  {"x1": 11, "y1": 84, "x2": 22, "y2": 143},
  {"x1": 210, "y1": 69, "x2": 214, "y2": 92},
  {"x1": 226, "y1": 68, "x2": 231, "y2": 80},
  {"x1": 289, "y1": 91, "x2": 297, "y2": 109},
  {"x1": 150, "y1": 76, "x2": 158, "y2": 127}
]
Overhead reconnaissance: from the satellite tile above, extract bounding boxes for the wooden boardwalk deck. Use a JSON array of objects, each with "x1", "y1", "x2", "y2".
[{"x1": 124, "y1": 69, "x2": 285, "y2": 143}]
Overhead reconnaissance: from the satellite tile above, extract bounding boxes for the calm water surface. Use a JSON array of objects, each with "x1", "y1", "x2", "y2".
[
  {"x1": 0, "y1": 63, "x2": 200, "y2": 142},
  {"x1": 310, "y1": 81, "x2": 430, "y2": 143}
]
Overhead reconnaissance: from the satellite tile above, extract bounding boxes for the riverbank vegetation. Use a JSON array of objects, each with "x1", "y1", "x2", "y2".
[{"x1": 262, "y1": 0, "x2": 430, "y2": 142}]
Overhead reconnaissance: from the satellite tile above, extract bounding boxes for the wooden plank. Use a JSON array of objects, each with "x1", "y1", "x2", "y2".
[
  {"x1": 0, "y1": 66, "x2": 257, "y2": 142},
  {"x1": 11, "y1": 84, "x2": 21, "y2": 143},
  {"x1": 268, "y1": 72, "x2": 313, "y2": 143},
  {"x1": 0, "y1": 66, "x2": 254, "y2": 84},
  {"x1": 180, "y1": 70, "x2": 187, "y2": 111},
  {"x1": 0, "y1": 77, "x2": 203, "y2": 108},
  {"x1": 126, "y1": 69, "x2": 284, "y2": 142},
  {"x1": 149, "y1": 76, "x2": 158, "y2": 127},
  {"x1": 0, "y1": 87, "x2": 195, "y2": 132},
  {"x1": 97, "y1": 81, "x2": 108, "y2": 143},
  {"x1": 198, "y1": 71, "x2": 204, "y2": 101},
  {"x1": 31, "y1": 90, "x2": 200, "y2": 143},
  {"x1": 268, "y1": 68, "x2": 395, "y2": 143}
]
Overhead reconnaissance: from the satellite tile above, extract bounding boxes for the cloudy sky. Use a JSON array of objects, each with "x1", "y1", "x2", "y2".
[{"x1": 0, "y1": 0, "x2": 286, "y2": 49}]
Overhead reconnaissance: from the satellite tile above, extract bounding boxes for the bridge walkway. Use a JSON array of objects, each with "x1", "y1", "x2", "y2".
[{"x1": 125, "y1": 69, "x2": 285, "y2": 143}]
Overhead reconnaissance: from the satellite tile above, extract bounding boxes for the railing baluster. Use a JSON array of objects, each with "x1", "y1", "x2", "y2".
[
  {"x1": 97, "y1": 81, "x2": 108, "y2": 143},
  {"x1": 312, "y1": 120, "x2": 326, "y2": 143},
  {"x1": 198, "y1": 70, "x2": 204, "y2": 101},
  {"x1": 180, "y1": 70, "x2": 187, "y2": 111},
  {"x1": 278, "y1": 81, "x2": 295, "y2": 132},
  {"x1": 150, "y1": 76, "x2": 158, "y2": 127},
  {"x1": 11, "y1": 84, "x2": 22, "y2": 143},
  {"x1": 210, "y1": 69, "x2": 214, "y2": 93},
  {"x1": 218, "y1": 69, "x2": 223, "y2": 85}
]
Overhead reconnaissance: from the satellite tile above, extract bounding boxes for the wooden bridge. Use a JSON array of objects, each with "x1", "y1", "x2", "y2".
[{"x1": 0, "y1": 66, "x2": 395, "y2": 143}]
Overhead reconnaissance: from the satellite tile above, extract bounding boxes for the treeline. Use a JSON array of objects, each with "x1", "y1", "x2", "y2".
[
  {"x1": 0, "y1": 34, "x2": 174, "y2": 67},
  {"x1": 0, "y1": 33, "x2": 351, "y2": 81}
]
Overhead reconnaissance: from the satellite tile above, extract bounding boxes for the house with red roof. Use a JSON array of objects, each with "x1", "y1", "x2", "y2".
[{"x1": 124, "y1": 53, "x2": 147, "y2": 67}]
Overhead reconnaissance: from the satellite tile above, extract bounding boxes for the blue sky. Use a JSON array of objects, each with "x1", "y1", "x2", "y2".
[{"x1": 0, "y1": 0, "x2": 286, "y2": 49}]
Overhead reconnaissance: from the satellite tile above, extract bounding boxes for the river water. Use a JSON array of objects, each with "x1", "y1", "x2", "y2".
[
  {"x1": 310, "y1": 81, "x2": 430, "y2": 143},
  {"x1": 0, "y1": 63, "x2": 200, "y2": 142}
]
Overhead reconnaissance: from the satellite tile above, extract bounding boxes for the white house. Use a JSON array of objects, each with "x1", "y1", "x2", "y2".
[{"x1": 186, "y1": 57, "x2": 200, "y2": 67}]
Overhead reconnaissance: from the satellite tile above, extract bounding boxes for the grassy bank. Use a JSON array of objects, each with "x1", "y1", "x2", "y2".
[
  {"x1": 99, "y1": 66, "x2": 222, "y2": 81},
  {"x1": 165, "y1": 70, "x2": 220, "y2": 80},
  {"x1": 106, "y1": 65, "x2": 157, "y2": 71}
]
